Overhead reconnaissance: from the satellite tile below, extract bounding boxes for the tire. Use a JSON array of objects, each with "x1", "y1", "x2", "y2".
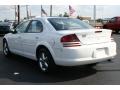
[
  {"x1": 37, "y1": 48, "x2": 56, "y2": 73},
  {"x1": 115, "y1": 30, "x2": 119, "y2": 34},
  {"x1": 87, "y1": 63, "x2": 97, "y2": 67},
  {"x1": 3, "y1": 40, "x2": 11, "y2": 57}
]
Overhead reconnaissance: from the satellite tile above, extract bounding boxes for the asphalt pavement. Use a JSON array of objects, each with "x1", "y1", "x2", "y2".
[
  {"x1": 0, "y1": 34, "x2": 120, "y2": 85},
  {"x1": 0, "y1": 37, "x2": 2, "y2": 51}
]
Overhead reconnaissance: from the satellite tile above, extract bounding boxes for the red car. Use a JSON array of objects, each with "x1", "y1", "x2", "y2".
[{"x1": 103, "y1": 17, "x2": 120, "y2": 33}]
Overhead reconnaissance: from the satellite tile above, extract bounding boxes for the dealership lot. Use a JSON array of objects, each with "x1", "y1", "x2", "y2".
[{"x1": 0, "y1": 34, "x2": 120, "y2": 85}]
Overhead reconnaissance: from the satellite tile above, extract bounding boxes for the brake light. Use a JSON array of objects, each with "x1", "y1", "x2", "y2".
[{"x1": 61, "y1": 34, "x2": 81, "y2": 47}]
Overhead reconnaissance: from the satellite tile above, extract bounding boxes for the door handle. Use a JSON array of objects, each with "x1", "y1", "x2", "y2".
[
  {"x1": 18, "y1": 36, "x2": 21, "y2": 39},
  {"x1": 35, "y1": 37, "x2": 39, "y2": 39}
]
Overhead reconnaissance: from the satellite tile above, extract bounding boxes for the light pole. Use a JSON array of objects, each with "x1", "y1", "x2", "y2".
[
  {"x1": 50, "y1": 5, "x2": 52, "y2": 16},
  {"x1": 93, "y1": 5, "x2": 96, "y2": 27},
  {"x1": 26, "y1": 5, "x2": 29, "y2": 19},
  {"x1": 17, "y1": 5, "x2": 20, "y2": 24},
  {"x1": 15, "y1": 5, "x2": 17, "y2": 21}
]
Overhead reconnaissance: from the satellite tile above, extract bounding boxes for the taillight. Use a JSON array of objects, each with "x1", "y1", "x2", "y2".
[{"x1": 61, "y1": 34, "x2": 81, "y2": 47}]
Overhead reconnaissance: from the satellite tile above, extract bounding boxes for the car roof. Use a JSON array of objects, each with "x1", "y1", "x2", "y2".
[
  {"x1": 32, "y1": 16, "x2": 72, "y2": 20},
  {"x1": 23, "y1": 17, "x2": 77, "y2": 23}
]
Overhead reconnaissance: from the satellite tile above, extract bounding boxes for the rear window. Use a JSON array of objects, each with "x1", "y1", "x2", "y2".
[
  {"x1": 48, "y1": 18, "x2": 94, "y2": 31},
  {"x1": 0, "y1": 26, "x2": 10, "y2": 31}
]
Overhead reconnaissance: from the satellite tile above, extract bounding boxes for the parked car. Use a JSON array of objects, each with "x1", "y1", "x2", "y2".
[
  {"x1": 103, "y1": 16, "x2": 120, "y2": 33},
  {"x1": 3, "y1": 17, "x2": 117, "y2": 73},
  {"x1": 89, "y1": 20, "x2": 103, "y2": 29},
  {"x1": 0, "y1": 22, "x2": 12, "y2": 36}
]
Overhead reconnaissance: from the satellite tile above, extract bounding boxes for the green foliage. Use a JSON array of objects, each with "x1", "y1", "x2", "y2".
[
  {"x1": 77, "y1": 16, "x2": 83, "y2": 20},
  {"x1": 63, "y1": 12, "x2": 69, "y2": 17},
  {"x1": 58, "y1": 14, "x2": 63, "y2": 17},
  {"x1": 96, "y1": 18, "x2": 103, "y2": 22}
]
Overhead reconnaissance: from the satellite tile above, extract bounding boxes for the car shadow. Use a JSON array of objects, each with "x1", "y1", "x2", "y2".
[
  {"x1": 112, "y1": 32, "x2": 120, "y2": 35},
  {"x1": 0, "y1": 52, "x2": 97, "y2": 84}
]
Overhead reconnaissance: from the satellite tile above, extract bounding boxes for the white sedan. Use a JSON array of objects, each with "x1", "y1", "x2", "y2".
[{"x1": 3, "y1": 17, "x2": 117, "y2": 72}]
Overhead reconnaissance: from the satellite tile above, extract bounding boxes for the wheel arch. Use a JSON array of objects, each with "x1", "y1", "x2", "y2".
[
  {"x1": 3, "y1": 38, "x2": 7, "y2": 46},
  {"x1": 36, "y1": 44, "x2": 55, "y2": 62},
  {"x1": 3, "y1": 38, "x2": 6, "y2": 42}
]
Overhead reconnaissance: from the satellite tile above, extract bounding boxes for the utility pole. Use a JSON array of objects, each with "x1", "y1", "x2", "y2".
[
  {"x1": 15, "y1": 5, "x2": 17, "y2": 21},
  {"x1": 41, "y1": 5, "x2": 42, "y2": 17},
  {"x1": 93, "y1": 5, "x2": 96, "y2": 27},
  {"x1": 26, "y1": 5, "x2": 29, "y2": 19},
  {"x1": 29, "y1": 6, "x2": 31, "y2": 18},
  {"x1": 50, "y1": 5, "x2": 52, "y2": 16},
  {"x1": 17, "y1": 5, "x2": 20, "y2": 24}
]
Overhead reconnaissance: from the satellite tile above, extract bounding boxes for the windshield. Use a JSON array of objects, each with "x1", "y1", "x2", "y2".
[{"x1": 48, "y1": 18, "x2": 94, "y2": 31}]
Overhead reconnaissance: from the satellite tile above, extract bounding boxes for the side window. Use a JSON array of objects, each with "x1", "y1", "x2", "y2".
[
  {"x1": 110, "y1": 18, "x2": 116, "y2": 23},
  {"x1": 16, "y1": 21, "x2": 30, "y2": 33},
  {"x1": 117, "y1": 18, "x2": 120, "y2": 22},
  {"x1": 27, "y1": 20, "x2": 43, "y2": 33}
]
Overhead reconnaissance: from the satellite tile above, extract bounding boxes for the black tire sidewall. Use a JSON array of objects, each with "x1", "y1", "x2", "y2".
[
  {"x1": 37, "y1": 48, "x2": 55, "y2": 73},
  {"x1": 3, "y1": 41, "x2": 10, "y2": 57}
]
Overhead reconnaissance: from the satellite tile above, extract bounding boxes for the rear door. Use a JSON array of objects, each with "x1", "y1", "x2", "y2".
[
  {"x1": 107, "y1": 17, "x2": 116, "y2": 30},
  {"x1": 21, "y1": 20, "x2": 43, "y2": 58},
  {"x1": 116, "y1": 18, "x2": 120, "y2": 29}
]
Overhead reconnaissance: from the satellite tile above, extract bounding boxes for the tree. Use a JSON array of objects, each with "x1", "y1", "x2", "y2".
[
  {"x1": 77, "y1": 16, "x2": 83, "y2": 20},
  {"x1": 77, "y1": 15, "x2": 80, "y2": 19},
  {"x1": 63, "y1": 12, "x2": 69, "y2": 17},
  {"x1": 4, "y1": 19, "x2": 9, "y2": 22},
  {"x1": 96, "y1": 18, "x2": 103, "y2": 22},
  {"x1": 58, "y1": 14, "x2": 63, "y2": 17}
]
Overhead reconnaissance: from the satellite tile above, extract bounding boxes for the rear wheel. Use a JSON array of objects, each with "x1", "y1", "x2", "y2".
[
  {"x1": 3, "y1": 40, "x2": 11, "y2": 57},
  {"x1": 115, "y1": 30, "x2": 119, "y2": 34},
  {"x1": 37, "y1": 48, "x2": 56, "y2": 73},
  {"x1": 87, "y1": 63, "x2": 97, "y2": 67}
]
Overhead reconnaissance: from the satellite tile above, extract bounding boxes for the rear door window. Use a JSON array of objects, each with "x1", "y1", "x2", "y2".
[{"x1": 26, "y1": 20, "x2": 43, "y2": 33}]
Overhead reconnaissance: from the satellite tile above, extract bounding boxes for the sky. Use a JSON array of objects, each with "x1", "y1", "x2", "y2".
[{"x1": 0, "y1": 5, "x2": 120, "y2": 20}]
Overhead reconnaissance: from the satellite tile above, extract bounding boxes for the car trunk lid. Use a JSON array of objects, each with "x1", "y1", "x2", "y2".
[{"x1": 57, "y1": 29, "x2": 112, "y2": 45}]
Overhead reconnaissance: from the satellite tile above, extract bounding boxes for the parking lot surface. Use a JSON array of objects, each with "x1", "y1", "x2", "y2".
[
  {"x1": 0, "y1": 34, "x2": 120, "y2": 85},
  {"x1": 0, "y1": 37, "x2": 2, "y2": 51}
]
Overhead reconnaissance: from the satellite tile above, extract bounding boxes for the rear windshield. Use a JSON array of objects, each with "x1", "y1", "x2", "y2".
[
  {"x1": 48, "y1": 18, "x2": 94, "y2": 31},
  {"x1": 0, "y1": 26, "x2": 10, "y2": 31}
]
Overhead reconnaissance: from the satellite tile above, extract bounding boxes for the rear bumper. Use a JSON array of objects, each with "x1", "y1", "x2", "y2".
[
  {"x1": 53, "y1": 42, "x2": 116, "y2": 66},
  {"x1": 55, "y1": 55, "x2": 115, "y2": 66}
]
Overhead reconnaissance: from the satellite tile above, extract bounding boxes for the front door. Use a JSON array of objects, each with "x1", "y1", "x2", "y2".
[{"x1": 9, "y1": 20, "x2": 30, "y2": 54}]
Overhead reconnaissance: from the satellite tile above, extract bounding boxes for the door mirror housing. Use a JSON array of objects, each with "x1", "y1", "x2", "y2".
[{"x1": 10, "y1": 29, "x2": 17, "y2": 34}]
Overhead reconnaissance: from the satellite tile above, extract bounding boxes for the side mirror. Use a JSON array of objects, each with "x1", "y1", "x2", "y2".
[{"x1": 10, "y1": 29, "x2": 17, "y2": 34}]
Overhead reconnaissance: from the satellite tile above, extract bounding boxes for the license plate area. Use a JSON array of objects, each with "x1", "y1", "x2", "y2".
[{"x1": 95, "y1": 47, "x2": 108, "y2": 58}]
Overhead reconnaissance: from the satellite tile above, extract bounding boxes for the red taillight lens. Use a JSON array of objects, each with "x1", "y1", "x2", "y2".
[
  {"x1": 61, "y1": 34, "x2": 80, "y2": 42},
  {"x1": 61, "y1": 34, "x2": 81, "y2": 47}
]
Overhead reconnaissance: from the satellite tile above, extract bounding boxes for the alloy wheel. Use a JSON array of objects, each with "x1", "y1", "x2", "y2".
[
  {"x1": 38, "y1": 52, "x2": 49, "y2": 72},
  {"x1": 3, "y1": 42, "x2": 9, "y2": 56}
]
